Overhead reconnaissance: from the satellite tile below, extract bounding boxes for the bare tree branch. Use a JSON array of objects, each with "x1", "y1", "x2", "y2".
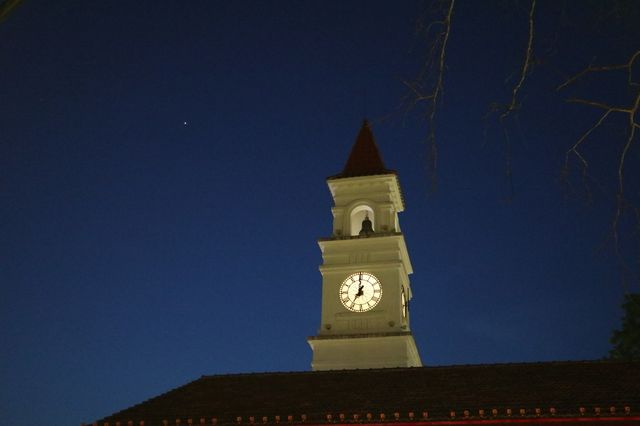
[
  {"x1": 565, "y1": 109, "x2": 611, "y2": 171},
  {"x1": 424, "y1": 0, "x2": 455, "y2": 191},
  {"x1": 0, "y1": 0, "x2": 24, "y2": 23},
  {"x1": 499, "y1": 0, "x2": 537, "y2": 122},
  {"x1": 557, "y1": 50, "x2": 640, "y2": 91},
  {"x1": 402, "y1": 0, "x2": 455, "y2": 192},
  {"x1": 560, "y1": 50, "x2": 640, "y2": 269},
  {"x1": 478, "y1": 0, "x2": 537, "y2": 201},
  {"x1": 406, "y1": 3, "x2": 639, "y2": 288},
  {"x1": 566, "y1": 98, "x2": 630, "y2": 113}
]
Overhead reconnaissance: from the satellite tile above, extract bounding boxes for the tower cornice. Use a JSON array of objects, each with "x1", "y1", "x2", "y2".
[
  {"x1": 317, "y1": 233, "x2": 414, "y2": 276},
  {"x1": 327, "y1": 173, "x2": 405, "y2": 212}
]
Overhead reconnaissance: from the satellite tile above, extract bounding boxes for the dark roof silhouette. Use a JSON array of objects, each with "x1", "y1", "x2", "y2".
[
  {"x1": 329, "y1": 120, "x2": 395, "y2": 179},
  {"x1": 96, "y1": 360, "x2": 640, "y2": 426}
]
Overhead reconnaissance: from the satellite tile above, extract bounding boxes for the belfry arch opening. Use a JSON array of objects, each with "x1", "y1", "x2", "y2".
[{"x1": 350, "y1": 205, "x2": 374, "y2": 236}]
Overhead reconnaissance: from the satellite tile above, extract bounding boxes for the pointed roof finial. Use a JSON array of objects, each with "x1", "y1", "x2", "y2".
[{"x1": 329, "y1": 119, "x2": 395, "y2": 179}]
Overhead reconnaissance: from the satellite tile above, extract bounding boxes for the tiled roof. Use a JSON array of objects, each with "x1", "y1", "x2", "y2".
[
  {"x1": 95, "y1": 360, "x2": 640, "y2": 426},
  {"x1": 329, "y1": 120, "x2": 395, "y2": 179}
]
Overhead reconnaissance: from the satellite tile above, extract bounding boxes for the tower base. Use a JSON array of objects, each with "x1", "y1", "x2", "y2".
[{"x1": 307, "y1": 331, "x2": 422, "y2": 371}]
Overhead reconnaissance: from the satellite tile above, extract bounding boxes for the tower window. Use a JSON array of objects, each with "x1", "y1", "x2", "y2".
[{"x1": 350, "y1": 205, "x2": 374, "y2": 236}]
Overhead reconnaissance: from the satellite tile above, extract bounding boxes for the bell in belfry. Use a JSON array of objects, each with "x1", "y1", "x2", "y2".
[{"x1": 359, "y1": 213, "x2": 374, "y2": 236}]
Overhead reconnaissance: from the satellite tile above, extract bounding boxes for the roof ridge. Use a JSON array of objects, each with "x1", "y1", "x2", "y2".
[{"x1": 197, "y1": 358, "x2": 638, "y2": 379}]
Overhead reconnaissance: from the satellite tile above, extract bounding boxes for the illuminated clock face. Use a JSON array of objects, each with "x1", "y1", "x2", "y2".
[{"x1": 339, "y1": 272, "x2": 382, "y2": 312}]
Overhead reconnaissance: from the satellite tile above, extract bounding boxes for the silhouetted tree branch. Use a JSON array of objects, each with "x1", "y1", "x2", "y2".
[
  {"x1": 407, "y1": 1, "x2": 639, "y2": 289},
  {"x1": 499, "y1": 0, "x2": 537, "y2": 122},
  {"x1": 0, "y1": 0, "x2": 23, "y2": 23},
  {"x1": 559, "y1": 50, "x2": 640, "y2": 280},
  {"x1": 403, "y1": 0, "x2": 455, "y2": 192}
]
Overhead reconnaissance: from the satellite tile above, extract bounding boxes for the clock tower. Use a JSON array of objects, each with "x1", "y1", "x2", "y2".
[{"x1": 308, "y1": 120, "x2": 422, "y2": 371}]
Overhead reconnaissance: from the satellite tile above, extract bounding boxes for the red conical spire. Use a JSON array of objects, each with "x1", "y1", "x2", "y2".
[{"x1": 330, "y1": 120, "x2": 395, "y2": 179}]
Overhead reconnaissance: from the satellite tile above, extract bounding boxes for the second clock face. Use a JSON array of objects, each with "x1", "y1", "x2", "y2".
[
  {"x1": 339, "y1": 272, "x2": 382, "y2": 312},
  {"x1": 401, "y1": 286, "x2": 407, "y2": 319}
]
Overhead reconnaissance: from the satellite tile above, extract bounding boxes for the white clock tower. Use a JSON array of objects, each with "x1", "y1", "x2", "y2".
[{"x1": 308, "y1": 120, "x2": 422, "y2": 371}]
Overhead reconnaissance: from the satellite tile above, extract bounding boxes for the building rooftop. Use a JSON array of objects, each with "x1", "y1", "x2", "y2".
[{"x1": 94, "y1": 360, "x2": 640, "y2": 426}]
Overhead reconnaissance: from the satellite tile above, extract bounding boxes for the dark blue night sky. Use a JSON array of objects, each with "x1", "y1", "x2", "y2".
[{"x1": 1, "y1": 1, "x2": 639, "y2": 425}]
